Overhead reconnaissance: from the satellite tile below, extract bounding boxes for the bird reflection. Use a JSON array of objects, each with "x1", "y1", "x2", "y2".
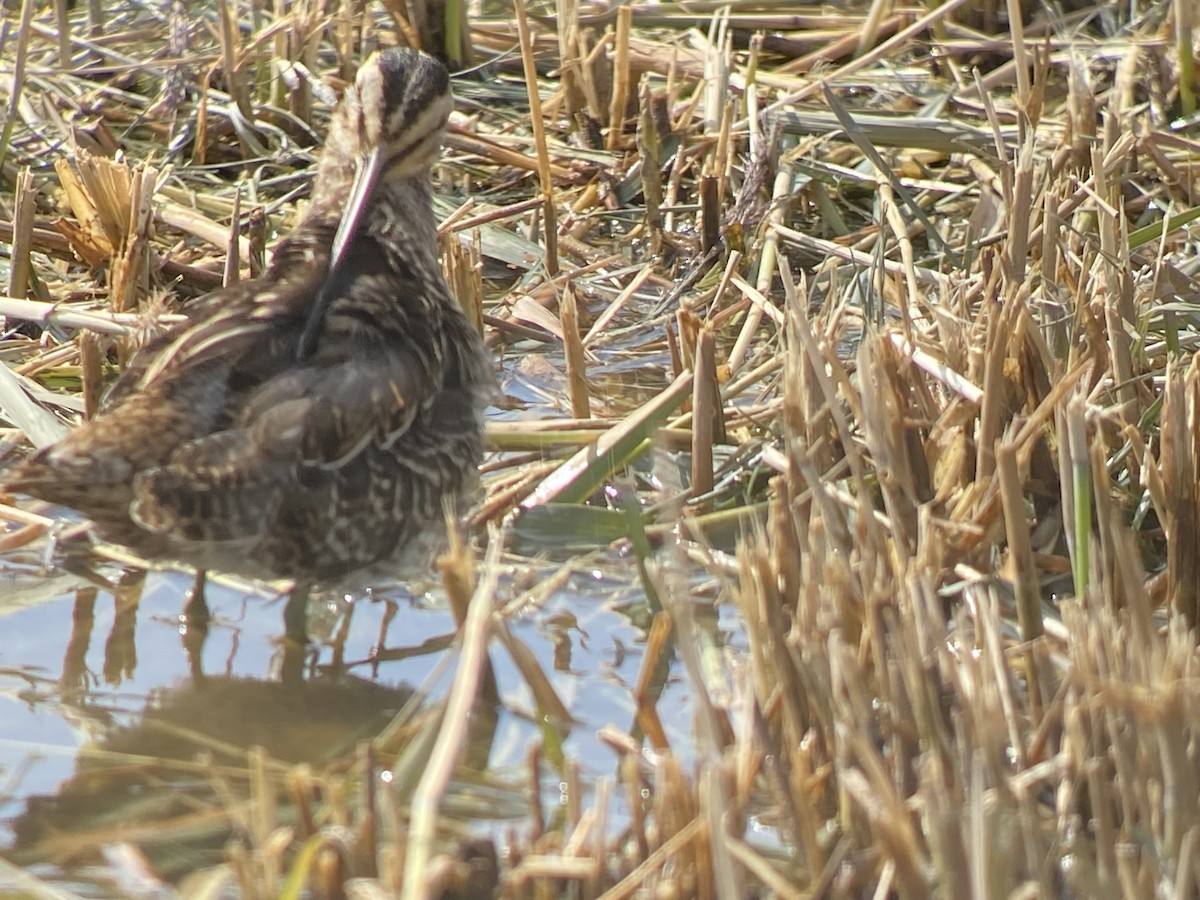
[{"x1": 5, "y1": 571, "x2": 500, "y2": 889}]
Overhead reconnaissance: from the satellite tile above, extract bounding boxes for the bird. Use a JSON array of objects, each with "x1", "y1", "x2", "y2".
[{"x1": 4, "y1": 48, "x2": 492, "y2": 634}]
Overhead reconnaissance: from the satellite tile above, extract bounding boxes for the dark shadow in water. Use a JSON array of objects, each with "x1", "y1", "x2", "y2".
[{"x1": 2, "y1": 565, "x2": 501, "y2": 887}]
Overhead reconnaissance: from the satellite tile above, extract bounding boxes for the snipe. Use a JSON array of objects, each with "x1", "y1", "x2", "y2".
[{"x1": 5, "y1": 49, "x2": 491, "y2": 629}]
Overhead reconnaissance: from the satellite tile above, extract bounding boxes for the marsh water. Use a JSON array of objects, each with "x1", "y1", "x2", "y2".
[{"x1": 0, "y1": 280, "x2": 750, "y2": 893}]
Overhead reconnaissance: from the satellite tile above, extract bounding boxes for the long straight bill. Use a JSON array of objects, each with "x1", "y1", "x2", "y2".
[{"x1": 295, "y1": 146, "x2": 385, "y2": 360}]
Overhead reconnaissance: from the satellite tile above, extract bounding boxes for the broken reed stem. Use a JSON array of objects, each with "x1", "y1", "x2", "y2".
[
  {"x1": 699, "y1": 173, "x2": 720, "y2": 252},
  {"x1": 857, "y1": 0, "x2": 890, "y2": 57},
  {"x1": 335, "y1": 0, "x2": 356, "y2": 82},
  {"x1": 440, "y1": 505, "x2": 475, "y2": 631},
  {"x1": 444, "y1": 230, "x2": 485, "y2": 337},
  {"x1": 607, "y1": 5, "x2": 633, "y2": 150},
  {"x1": 270, "y1": 0, "x2": 288, "y2": 109},
  {"x1": 676, "y1": 309, "x2": 699, "y2": 373},
  {"x1": 493, "y1": 622, "x2": 572, "y2": 723},
  {"x1": 1064, "y1": 395, "x2": 1092, "y2": 603},
  {"x1": 403, "y1": 532, "x2": 501, "y2": 899},
  {"x1": 217, "y1": 0, "x2": 252, "y2": 121},
  {"x1": 1006, "y1": 138, "x2": 1033, "y2": 289},
  {"x1": 975, "y1": 285, "x2": 1023, "y2": 484},
  {"x1": 513, "y1": 0, "x2": 559, "y2": 275},
  {"x1": 744, "y1": 34, "x2": 761, "y2": 157},
  {"x1": 1006, "y1": 0, "x2": 1031, "y2": 124},
  {"x1": 665, "y1": 317, "x2": 682, "y2": 378},
  {"x1": 637, "y1": 77, "x2": 663, "y2": 243},
  {"x1": 224, "y1": 186, "x2": 242, "y2": 287},
  {"x1": 691, "y1": 326, "x2": 724, "y2": 507},
  {"x1": 1093, "y1": 142, "x2": 1138, "y2": 418},
  {"x1": 877, "y1": 182, "x2": 918, "y2": 344},
  {"x1": 247, "y1": 206, "x2": 267, "y2": 278},
  {"x1": 52, "y1": 0, "x2": 70, "y2": 65},
  {"x1": 80, "y1": 331, "x2": 103, "y2": 421},
  {"x1": 703, "y1": 10, "x2": 730, "y2": 134},
  {"x1": 578, "y1": 30, "x2": 608, "y2": 124},
  {"x1": 555, "y1": 0, "x2": 582, "y2": 114},
  {"x1": 713, "y1": 99, "x2": 734, "y2": 204},
  {"x1": 444, "y1": 0, "x2": 470, "y2": 67},
  {"x1": 996, "y1": 438, "x2": 1043, "y2": 715},
  {"x1": 0, "y1": 0, "x2": 36, "y2": 175},
  {"x1": 1162, "y1": 359, "x2": 1200, "y2": 626},
  {"x1": 560, "y1": 284, "x2": 591, "y2": 419},
  {"x1": 8, "y1": 168, "x2": 35, "y2": 300},
  {"x1": 702, "y1": 767, "x2": 739, "y2": 896},
  {"x1": 109, "y1": 164, "x2": 156, "y2": 313},
  {"x1": 633, "y1": 612, "x2": 675, "y2": 751},
  {"x1": 1176, "y1": 0, "x2": 1197, "y2": 115}
]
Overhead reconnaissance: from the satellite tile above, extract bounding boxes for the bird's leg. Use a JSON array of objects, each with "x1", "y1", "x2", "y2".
[
  {"x1": 280, "y1": 580, "x2": 311, "y2": 688},
  {"x1": 60, "y1": 586, "x2": 98, "y2": 699},
  {"x1": 182, "y1": 569, "x2": 209, "y2": 624},
  {"x1": 102, "y1": 568, "x2": 145, "y2": 685},
  {"x1": 283, "y1": 579, "x2": 311, "y2": 646},
  {"x1": 370, "y1": 593, "x2": 399, "y2": 678},
  {"x1": 180, "y1": 570, "x2": 209, "y2": 680},
  {"x1": 279, "y1": 638, "x2": 305, "y2": 688}
]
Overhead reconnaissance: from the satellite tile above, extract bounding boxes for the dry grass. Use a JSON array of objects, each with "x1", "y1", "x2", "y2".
[{"x1": 2, "y1": 0, "x2": 1200, "y2": 896}]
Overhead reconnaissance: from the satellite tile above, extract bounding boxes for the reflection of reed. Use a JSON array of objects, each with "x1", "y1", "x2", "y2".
[
  {"x1": 102, "y1": 568, "x2": 143, "y2": 685},
  {"x1": 59, "y1": 586, "x2": 96, "y2": 701},
  {"x1": 53, "y1": 561, "x2": 309, "y2": 689},
  {"x1": 10, "y1": 577, "x2": 502, "y2": 889},
  {"x1": 56, "y1": 569, "x2": 147, "y2": 702},
  {"x1": 9, "y1": 674, "x2": 419, "y2": 879}
]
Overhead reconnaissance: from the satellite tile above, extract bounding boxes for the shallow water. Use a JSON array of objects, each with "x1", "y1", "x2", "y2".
[
  {"x1": 0, "y1": 262, "x2": 751, "y2": 893},
  {"x1": 0, "y1": 547, "x2": 724, "y2": 892},
  {"x1": 0, "y1": 485, "x2": 738, "y2": 894}
]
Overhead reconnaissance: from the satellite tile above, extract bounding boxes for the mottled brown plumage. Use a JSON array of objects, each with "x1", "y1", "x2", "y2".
[{"x1": 6, "y1": 48, "x2": 490, "y2": 584}]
